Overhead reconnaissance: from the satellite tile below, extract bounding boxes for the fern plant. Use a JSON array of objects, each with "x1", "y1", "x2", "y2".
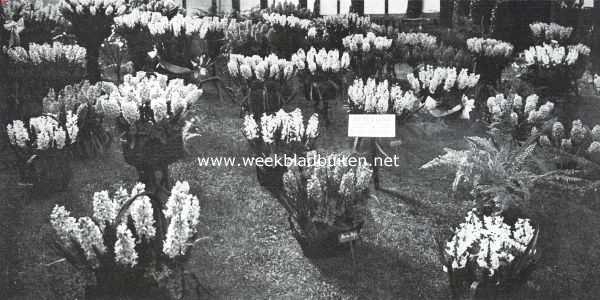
[{"x1": 421, "y1": 135, "x2": 539, "y2": 213}]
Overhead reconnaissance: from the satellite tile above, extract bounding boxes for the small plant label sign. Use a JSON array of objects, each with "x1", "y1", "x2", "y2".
[
  {"x1": 348, "y1": 114, "x2": 396, "y2": 137},
  {"x1": 339, "y1": 230, "x2": 359, "y2": 243}
]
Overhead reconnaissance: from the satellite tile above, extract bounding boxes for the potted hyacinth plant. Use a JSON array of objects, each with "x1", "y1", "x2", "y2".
[
  {"x1": 518, "y1": 42, "x2": 591, "y2": 97},
  {"x1": 291, "y1": 47, "x2": 351, "y2": 125},
  {"x1": 98, "y1": 71, "x2": 203, "y2": 191},
  {"x1": 406, "y1": 65, "x2": 480, "y2": 120},
  {"x1": 50, "y1": 181, "x2": 204, "y2": 299},
  {"x1": 393, "y1": 32, "x2": 438, "y2": 68},
  {"x1": 226, "y1": 53, "x2": 298, "y2": 115},
  {"x1": 280, "y1": 151, "x2": 372, "y2": 258},
  {"x1": 59, "y1": 0, "x2": 127, "y2": 82},
  {"x1": 466, "y1": 37, "x2": 514, "y2": 85},
  {"x1": 113, "y1": 1, "x2": 182, "y2": 72},
  {"x1": 42, "y1": 80, "x2": 117, "y2": 159},
  {"x1": 529, "y1": 22, "x2": 573, "y2": 45},
  {"x1": 485, "y1": 93, "x2": 555, "y2": 143},
  {"x1": 439, "y1": 209, "x2": 539, "y2": 300},
  {"x1": 4, "y1": 42, "x2": 86, "y2": 122},
  {"x1": 306, "y1": 13, "x2": 374, "y2": 50},
  {"x1": 5, "y1": 114, "x2": 78, "y2": 196},
  {"x1": 262, "y1": 12, "x2": 312, "y2": 59},
  {"x1": 342, "y1": 32, "x2": 393, "y2": 80},
  {"x1": 241, "y1": 108, "x2": 319, "y2": 191}
]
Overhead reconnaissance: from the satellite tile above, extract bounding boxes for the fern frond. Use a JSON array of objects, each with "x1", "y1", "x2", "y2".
[
  {"x1": 420, "y1": 148, "x2": 469, "y2": 170},
  {"x1": 466, "y1": 136, "x2": 498, "y2": 154},
  {"x1": 514, "y1": 142, "x2": 537, "y2": 167}
]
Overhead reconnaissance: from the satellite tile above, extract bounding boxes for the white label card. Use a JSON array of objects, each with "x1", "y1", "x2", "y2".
[
  {"x1": 348, "y1": 114, "x2": 396, "y2": 138},
  {"x1": 339, "y1": 231, "x2": 359, "y2": 243}
]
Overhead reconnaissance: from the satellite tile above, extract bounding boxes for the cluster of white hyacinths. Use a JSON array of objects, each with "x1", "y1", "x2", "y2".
[
  {"x1": 487, "y1": 93, "x2": 553, "y2": 124},
  {"x1": 396, "y1": 32, "x2": 437, "y2": 49},
  {"x1": 43, "y1": 81, "x2": 116, "y2": 115},
  {"x1": 60, "y1": 0, "x2": 127, "y2": 16},
  {"x1": 539, "y1": 120, "x2": 600, "y2": 156},
  {"x1": 262, "y1": 12, "x2": 312, "y2": 30},
  {"x1": 6, "y1": 42, "x2": 86, "y2": 65},
  {"x1": 594, "y1": 74, "x2": 600, "y2": 94},
  {"x1": 291, "y1": 48, "x2": 351, "y2": 75},
  {"x1": 115, "y1": 10, "x2": 231, "y2": 38},
  {"x1": 407, "y1": 65, "x2": 480, "y2": 94},
  {"x1": 100, "y1": 71, "x2": 202, "y2": 124},
  {"x1": 347, "y1": 78, "x2": 420, "y2": 115},
  {"x1": 227, "y1": 54, "x2": 297, "y2": 82},
  {"x1": 242, "y1": 109, "x2": 319, "y2": 145},
  {"x1": 529, "y1": 22, "x2": 573, "y2": 41},
  {"x1": 320, "y1": 13, "x2": 371, "y2": 28},
  {"x1": 283, "y1": 152, "x2": 372, "y2": 225},
  {"x1": 162, "y1": 181, "x2": 201, "y2": 258},
  {"x1": 342, "y1": 32, "x2": 393, "y2": 52},
  {"x1": 466, "y1": 38, "x2": 514, "y2": 58},
  {"x1": 522, "y1": 43, "x2": 591, "y2": 67},
  {"x1": 50, "y1": 181, "x2": 200, "y2": 268},
  {"x1": 444, "y1": 209, "x2": 535, "y2": 276},
  {"x1": 6, "y1": 114, "x2": 78, "y2": 151}
]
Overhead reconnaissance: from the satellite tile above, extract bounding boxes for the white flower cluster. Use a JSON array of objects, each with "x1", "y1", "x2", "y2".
[
  {"x1": 52, "y1": 182, "x2": 199, "y2": 266},
  {"x1": 522, "y1": 43, "x2": 590, "y2": 67},
  {"x1": 7, "y1": 115, "x2": 78, "y2": 150},
  {"x1": 594, "y1": 74, "x2": 600, "y2": 94},
  {"x1": 291, "y1": 48, "x2": 350, "y2": 75},
  {"x1": 342, "y1": 32, "x2": 393, "y2": 52},
  {"x1": 529, "y1": 22, "x2": 573, "y2": 41},
  {"x1": 445, "y1": 210, "x2": 535, "y2": 276},
  {"x1": 51, "y1": 205, "x2": 106, "y2": 265},
  {"x1": 347, "y1": 78, "x2": 420, "y2": 115},
  {"x1": 540, "y1": 119, "x2": 600, "y2": 154},
  {"x1": 320, "y1": 13, "x2": 371, "y2": 29},
  {"x1": 61, "y1": 0, "x2": 127, "y2": 17},
  {"x1": 242, "y1": 109, "x2": 319, "y2": 144},
  {"x1": 262, "y1": 12, "x2": 312, "y2": 30},
  {"x1": 116, "y1": 10, "x2": 232, "y2": 38},
  {"x1": 396, "y1": 32, "x2": 437, "y2": 49},
  {"x1": 6, "y1": 42, "x2": 86, "y2": 65},
  {"x1": 163, "y1": 181, "x2": 201, "y2": 258},
  {"x1": 6, "y1": 120, "x2": 30, "y2": 149},
  {"x1": 487, "y1": 93, "x2": 553, "y2": 124},
  {"x1": 227, "y1": 53, "x2": 297, "y2": 82},
  {"x1": 101, "y1": 71, "x2": 202, "y2": 124},
  {"x1": 466, "y1": 37, "x2": 514, "y2": 57},
  {"x1": 407, "y1": 65, "x2": 480, "y2": 94}
]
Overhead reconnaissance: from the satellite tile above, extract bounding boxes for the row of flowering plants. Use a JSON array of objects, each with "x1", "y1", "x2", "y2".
[
  {"x1": 281, "y1": 151, "x2": 372, "y2": 258},
  {"x1": 50, "y1": 181, "x2": 203, "y2": 299},
  {"x1": 6, "y1": 113, "x2": 78, "y2": 194},
  {"x1": 0, "y1": 1, "x2": 67, "y2": 48},
  {"x1": 3, "y1": 42, "x2": 86, "y2": 122},
  {"x1": 97, "y1": 71, "x2": 203, "y2": 190},
  {"x1": 261, "y1": 12, "x2": 312, "y2": 59},
  {"x1": 306, "y1": 13, "x2": 376, "y2": 50}
]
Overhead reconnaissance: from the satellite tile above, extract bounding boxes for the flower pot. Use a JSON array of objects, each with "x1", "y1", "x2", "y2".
[
  {"x1": 291, "y1": 219, "x2": 364, "y2": 259},
  {"x1": 121, "y1": 132, "x2": 185, "y2": 191},
  {"x1": 256, "y1": 165, "x2": 287, "y2": 193}
]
